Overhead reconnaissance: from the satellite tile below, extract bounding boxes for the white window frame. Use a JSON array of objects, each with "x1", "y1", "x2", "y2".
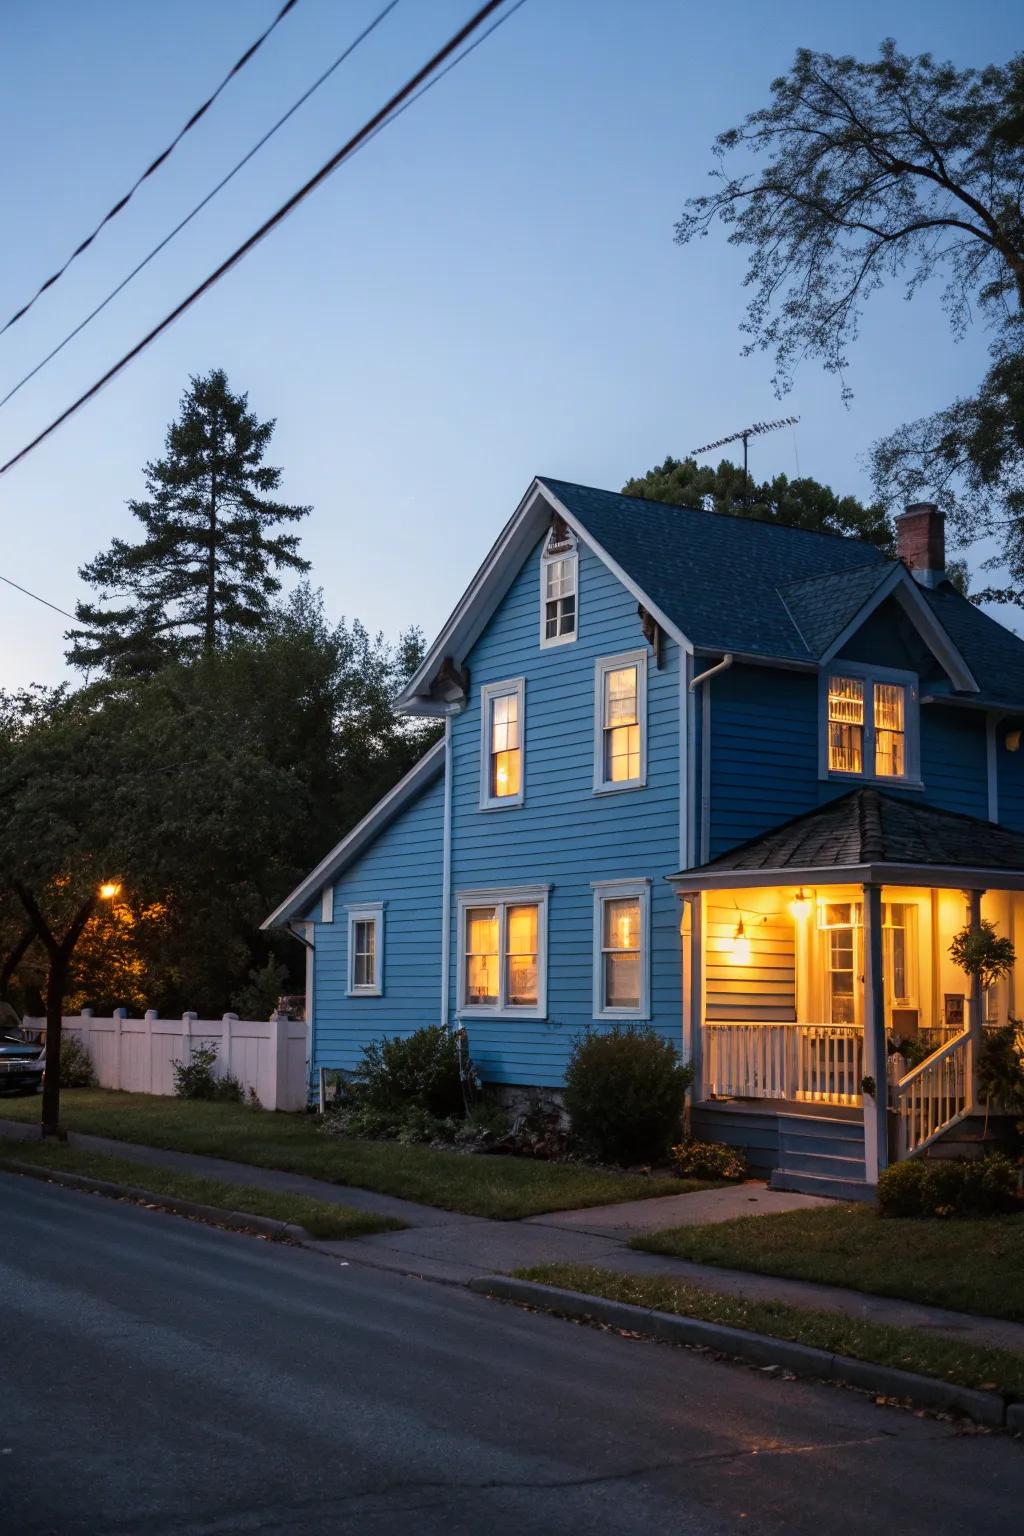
[
  {"x1": 479, "y1": 677, "x2": 526, "y2": 810},
  {"x1": 594, "y1": 650, "x2": 648, "y2": 793},
  {"x1": 345, "y1": 902, "x2": 384, "y2": 997},
  {"x1": 818, "y1": 661, "x2": 921, "y2": 786},
  {"x1": 539, "y1": 533, "x2": 579, "y2": 649},
  {"x1": 592, "y1": 879, "x2": 651, "y2": 1020},
  {"x1": 456, "y1": 885, "x2": 550, "y2": 1020}
]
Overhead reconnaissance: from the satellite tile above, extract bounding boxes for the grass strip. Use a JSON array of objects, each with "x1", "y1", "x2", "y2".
[
  {"x1": 0, "y1": 1090, "x2": 719, "y2": 1219},
  {"x1": 628, "y1": 1204, "x2": 1024, "y2": 1323},
  {"x1": 0, "y1": 1140, "x2": 404, "y2": 1240},
  {"x1": 514, "y1": 1263, "x2": 1024, "y2": 1398}
]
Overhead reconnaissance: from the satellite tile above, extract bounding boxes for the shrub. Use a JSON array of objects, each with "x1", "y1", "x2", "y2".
[
  {"x1": 59, "y1": 1034, "x2": 96, "y2": 1089},
  {"x1": 563, "y1": 1024, "x2": 693, "y2": 1165},
  {"x1": 671, "y1": 1138, "x2": 748, "y2": 1181},
  {"x1": 878, "y1": 1154, "x2": 1018, "y2": 1218},
  {"x1": 356, "y1": 1025, "x2": 467, "y2": 1117},
  {"x1": 172, "y1": 1043, "x2": 243, "y2": 1103}
]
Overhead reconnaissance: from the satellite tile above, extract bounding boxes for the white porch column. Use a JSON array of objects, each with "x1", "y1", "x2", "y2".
[
  {"x1": 680, "y1": 893, "x2": 703, "y2": 1103},
  {"x1": 861, "y1": 883, "x2": 888, "y2": 1184},
  {"x1": 967, "y1": 888, "x2": 985, "y2": 1111}
]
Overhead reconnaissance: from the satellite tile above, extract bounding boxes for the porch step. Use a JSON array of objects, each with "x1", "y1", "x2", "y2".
[
  {"x1": 775, "y1": 1148, "x2": 867, "y2": 1179},
  {"x1": 769, "y1": 1168, "x2": 874, "y2": 1202}
]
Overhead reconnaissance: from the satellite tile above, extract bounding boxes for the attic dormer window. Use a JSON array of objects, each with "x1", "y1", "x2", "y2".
[
  {"x1": 540, "y1": 520, "x2": 578, "y2": 648},
  {"x1": 821, "y1": 663, "x2": 919, "y2": 785}
]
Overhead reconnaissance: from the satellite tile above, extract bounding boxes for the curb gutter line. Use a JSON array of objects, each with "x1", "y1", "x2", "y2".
[
  {"x1": 469, "y1": 1276, "x2": 1021, "y2": 1431},
  {"x1": 2, "y1": 1160, "x2": 311, "y2": 1242}
]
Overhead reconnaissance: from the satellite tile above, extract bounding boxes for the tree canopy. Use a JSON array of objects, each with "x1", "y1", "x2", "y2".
[
  {"x1": 622, "y1": 455, "x2": 895, "y2": 549},
  {"x1": 67, "y1": 369, "x2": 311, "y2": 677},
  {"x1": 675, "y1": 40, "x2": 1024, "y2": 599}
]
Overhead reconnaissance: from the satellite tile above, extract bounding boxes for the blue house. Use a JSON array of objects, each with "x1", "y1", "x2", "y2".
[{"x1": 265, "y1": 479, "x2": 1024, "y2": 1196}]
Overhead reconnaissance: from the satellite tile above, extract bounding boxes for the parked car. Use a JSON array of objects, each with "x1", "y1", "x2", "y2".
[{"x1": 0, "y1": 1019, "x2": 45, "y2": 1094}]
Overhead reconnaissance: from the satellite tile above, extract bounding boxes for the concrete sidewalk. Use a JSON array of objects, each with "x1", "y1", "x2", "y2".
[{"x1": 3, "y1": 1117, "x2": 1023, "y2": 1356}]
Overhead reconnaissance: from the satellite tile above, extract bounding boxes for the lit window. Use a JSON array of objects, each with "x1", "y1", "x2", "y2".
[
  {"x1": 883, "y1": 901, "x2": 918, "y2": 1009},
  {"x1": 822, "y1": 667, "x2": 916, "y2": 783},
  {"x1": 539, "y1": 521, "x2": 578, "y2": 647},
  {"x1": 480, "y1": 679, "x2": 525, "y2": 809},
  {"x1": 458, "y1": 887, "x2": 549, "y2": 1017},
  {"x1": 592, "y1": 881, "x2": 650, "y2": 1018},
  {"x1": 594, "y1": 651, "x2": 647, "y2": 792},
  {"x1": 346, "y1": 904, "x2": 383, "y2": 996},
  {"x1": 816, "y1": 901, "x2": 860, "y2": 1025}
]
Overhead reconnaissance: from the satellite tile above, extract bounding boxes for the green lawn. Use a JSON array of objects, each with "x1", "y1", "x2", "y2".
[
  {"x1": 515, "y1": 1264, "x2": 1024, "y2": 1399},
  {"x1": 630, "y1": 1204, "x2": 1024, "y2": 1322},
  {"x1": 0, "y1": 1140, "x2": 400, "y2": 1241},
  {"x1": 0, "y1": 1090, "x2": 717, "y2": 1221}
]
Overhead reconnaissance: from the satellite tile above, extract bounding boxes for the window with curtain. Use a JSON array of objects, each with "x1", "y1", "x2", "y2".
[
  {"x1": 458, "y1": 888, "x2": 548, "y2": 1016},
  {"x1": 824, "y1": 667, "x2": 915, "y2": 782},
  {"x1": 480, "y1": 679, "x2": 525, "y2": 808},
  {"x1": 594, "y1": 651, "x2": 647, "y2": 791},
  {"x1": 592, "y1": 881, "x2": 650, "y2": 1018}
]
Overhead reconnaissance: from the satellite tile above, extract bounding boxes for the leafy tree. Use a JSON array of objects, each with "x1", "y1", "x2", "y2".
[
  {"x1": 67, "y1": 368, "x2": 311, "y2": 677},
  {"x1": 675, "y1": 41, "x2": 1024, "y2": 595},
  {"x1": 623, "y1": 455, "x2": 894, "y2": 549}
]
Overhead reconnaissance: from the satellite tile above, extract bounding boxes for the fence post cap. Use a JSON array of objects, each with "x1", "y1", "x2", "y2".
[
  {"x1": 222, "y1": 1012, "x2": 239, "y2": 1022},
  {"x1": 80, "y1": 1007, "x2": 94, "y2": 1018},
  {"x1": 112, "y1": 1007, "x2": 128, "y2": 1019},
  {"x1": 144, "y1": 1009, "x2": 158, "y2": 1020},
  {"x1": 182, "y1": 1011, "x2": 198, "y2": 1022}
]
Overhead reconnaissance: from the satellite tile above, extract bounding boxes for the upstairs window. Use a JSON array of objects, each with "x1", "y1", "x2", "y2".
[
  {"x1": 594, "y1": 651, "x2": 647, "y2": 792},
  {"x1": 539, "y1": 520, "x2": 578, "y2": 647},
  {"x1": 821, "y1": 665, "x2": 918, "y2": 784},
  {"x1": 458, "y1": 887, "x2": 549, "y2": 1017},
  {"x1": 480, "y1": 679, "x2": 525, "y2": 809}
]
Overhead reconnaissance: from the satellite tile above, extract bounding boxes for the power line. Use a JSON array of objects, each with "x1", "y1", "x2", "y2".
[
  {"x1": 0, "y1": 0, "x2": 402, "y2": 414},
  {"x1": 0, "y1": 0, "x2": 515, "y2": 481},
  {"x1": 1, "y1": 0, "x2": 302, "y2": 338},
  {"x1": 0, "y1": 572, "x2": 76, "y2": 621}
]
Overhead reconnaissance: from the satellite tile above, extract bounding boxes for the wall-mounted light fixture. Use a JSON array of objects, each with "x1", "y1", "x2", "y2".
[{"x1": 788, "y1": 888, "x2": 812, "y2": 920}]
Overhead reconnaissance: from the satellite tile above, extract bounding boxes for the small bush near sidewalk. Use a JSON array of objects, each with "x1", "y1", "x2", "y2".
[
  {"x1": 563, "y1": 1024, "x2": 693, "y2": 1165},
  {"x1": 173, "y1": 1043, "x2": 243, "y2": 1103},
  {"x1": 357, "y1": 1024, "x2": 468, "y2": 1117},
  {"x1": 513, "y1": 1264, "x2": 1024, "y2": 1399},
  {"x1": 877, "y1": 1155, "x2": 1019, "y2": 1219},
  {"x1": 59, "y1": 1035, "x2": 96, "y2": 1089},
  {"x1": 0, "y1": 1141, "x2": 403, "y2": 1241},
  {"x1": 670, "y1": 1139, "x2": 747, "y2": 1182},
  {"x1": 631, "y1": 1203, "x2": 1024, "y2": 1321},
  {"x1": 325, "y1": 1097, "x2": 510, "y2": 1150}
]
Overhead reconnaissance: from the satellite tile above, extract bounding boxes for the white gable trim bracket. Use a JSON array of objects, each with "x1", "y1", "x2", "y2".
[
  {"x1": 395, "y1": 479, "x2": 693, "y2": 717},
  {"x1": 818, "y1": 565, "x2": 977, "y2": 692}
]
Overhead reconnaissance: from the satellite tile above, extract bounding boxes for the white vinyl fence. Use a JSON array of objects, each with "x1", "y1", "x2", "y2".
[{"x1": 27, "y1": 1009, "x2": 309, "y2": 1111}]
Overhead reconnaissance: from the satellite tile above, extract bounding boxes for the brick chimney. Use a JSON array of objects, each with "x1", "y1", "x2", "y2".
[{"x1": 896, "y1": 502, "x2": 946, "y2": 588}]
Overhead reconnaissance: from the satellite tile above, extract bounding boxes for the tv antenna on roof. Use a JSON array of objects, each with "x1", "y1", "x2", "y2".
[{"x1": 692, "y1": 416, "x2": 799, "y2": 508}]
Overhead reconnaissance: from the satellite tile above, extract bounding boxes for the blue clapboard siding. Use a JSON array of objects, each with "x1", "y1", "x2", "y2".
[
  {"x1": 310, "y1": 772, "x2": 444, "y2": 1077},
  {"x1": 448, "y1": 535, "x2": 681, "y2": 1086},
  {"x1": 919, "y1": 704, "x2": 988, "y2": 820},
  {"x1": 998, "y1": 723, "x2": 1024, "y2": 832}
]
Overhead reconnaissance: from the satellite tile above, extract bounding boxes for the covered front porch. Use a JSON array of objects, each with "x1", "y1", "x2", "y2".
[{"x1": 673, "y1": 790, "x2": 1024, "y2": 1193}]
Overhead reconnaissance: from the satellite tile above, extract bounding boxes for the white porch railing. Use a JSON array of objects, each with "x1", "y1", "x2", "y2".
[
  {"x1": 704, "y1": 1022, "x2": 864, "y2": 1106},
  {"x1": 893, "y1": 1029, "x2": 970, "y2": 1157}
]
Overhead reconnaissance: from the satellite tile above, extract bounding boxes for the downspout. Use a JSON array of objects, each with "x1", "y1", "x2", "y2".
[
  {"x1": 689, "y1": 655, "x2": 733, "y2": 864},
  {"x1": 440, "y1": 715, "x2": 453, "y2": 1027}
]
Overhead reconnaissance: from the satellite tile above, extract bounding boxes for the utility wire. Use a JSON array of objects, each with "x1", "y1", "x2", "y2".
[
  {"x1": 0, "y1": 0, "x2": 402, "y2": 414},
  {"x1": 1, "y1": 0, "x2": 301, "y2": 338},
  {"x1": 0, "y1": 572, "x2": 77, "y2": 621},
  {"x1": 0, "y1": 0, "x2": 514, "y2": 480}
]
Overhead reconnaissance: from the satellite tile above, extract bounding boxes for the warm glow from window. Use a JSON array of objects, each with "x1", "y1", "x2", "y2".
[
  {"x1": 465, "y1": 907, "x2": 499, "y2": 1004},
  {"x1": 874, "y1": 683, "x2": 906, "y2": 777},
  {"x1": 505, "y1": 905, "x2": 538, "y2": 1006},
  {"x1": 827, "y1": 676, "x2": 863, "y2": 773},
  {"x1": 490, "y1": 692, "x2": 521, "y2": 799},
  {"x1": 604, "y1": 666, "x2": 640, "y2": 782},
  {"x1": 602, "y1": 896, "x2": 641, "y2": 1007},
  {"x1": 827, "y1": 672, "x2": 909, "y2": 780}
]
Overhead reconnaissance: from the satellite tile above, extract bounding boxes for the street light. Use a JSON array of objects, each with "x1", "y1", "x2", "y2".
[{"x1": 98, "y1": 882, "x2": 121, "y2": 901}]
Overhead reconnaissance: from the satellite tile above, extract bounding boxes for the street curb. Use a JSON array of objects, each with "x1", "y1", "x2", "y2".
[
  {"x1": 1, "y1": 1160, "x2": 311, "y2": 1242},
  {"x1": 468, "y1": 1276, "x2": 1016, "y2": 1429}
]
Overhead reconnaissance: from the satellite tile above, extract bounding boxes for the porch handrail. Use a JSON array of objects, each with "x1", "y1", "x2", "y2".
[
  {"x1": 703, "y1": 1021, "x2": 863, "y2": 1106},
  {"x1": 893, "y1": 1028, "x2": 970, "y2": 1158}
]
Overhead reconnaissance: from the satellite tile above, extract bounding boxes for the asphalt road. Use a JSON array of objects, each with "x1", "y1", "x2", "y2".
[{"x1": 1, "y1": 1173, "x2": 1021, "y2": 1536}]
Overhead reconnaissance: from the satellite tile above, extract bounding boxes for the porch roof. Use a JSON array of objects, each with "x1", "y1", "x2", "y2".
[{"x1": 672, "y1": 788, "x2": 1024, "y2": 892}]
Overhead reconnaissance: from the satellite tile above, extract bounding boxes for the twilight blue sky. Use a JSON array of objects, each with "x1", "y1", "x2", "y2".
[{"x1": 0, "y1": 0, "x2": 1019, "y2": 687}]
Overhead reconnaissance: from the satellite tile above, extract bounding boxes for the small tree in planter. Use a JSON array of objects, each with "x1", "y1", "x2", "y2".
[{"x1": 949, "y1": 918, "x2": 1016, "y2": 1135}]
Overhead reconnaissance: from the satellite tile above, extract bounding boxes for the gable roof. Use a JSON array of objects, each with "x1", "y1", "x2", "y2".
[
  {"x1": 261, "y1": 739, "x2": 445, "y2": 929},
  {"x1": 672, "y1": 787, "x2": 1024, "y2": 890},
  {"x1": 398, "y1": 475, "x2": 1023, "y2": 713},
  {"x1": 921, "y1": 585, "x2": 1024, "y2": 711}
]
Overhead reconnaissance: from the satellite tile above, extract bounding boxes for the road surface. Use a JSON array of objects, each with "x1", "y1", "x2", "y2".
[{"x1": 1, "y1": 1171, "x2": 1021, "y2": 1535}]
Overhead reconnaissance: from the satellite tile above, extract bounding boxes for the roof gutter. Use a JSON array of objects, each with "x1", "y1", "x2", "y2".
[{"x1": 689, "y1": 653, "x2": 733, "y2": 692}]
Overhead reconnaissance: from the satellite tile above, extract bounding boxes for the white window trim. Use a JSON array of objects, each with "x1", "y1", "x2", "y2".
[
  {"x1": 593, "y1": 649, "x2": 648, "y2": 794},
  {"x1": 592, "y1": 879, "x2": 651, "y2": 1020},
  {"x1": 456, "y1": 884, "x2": 550, "y2": 1020},
  {"x1": 345, "y1": 902, "x2": 384, "y2": 997},
  {"x1": 818, "y1": 660, "x2": 922, "y2": 788},
  {"x1": 479, "y1": 677, "x2": 526, "y2": 810},
  {"x1": 321, "y1": 885, "x2": 334, "y2": 924},
  {"x1": 539, "y1": 536, "x2": 579, "y2": 649}
]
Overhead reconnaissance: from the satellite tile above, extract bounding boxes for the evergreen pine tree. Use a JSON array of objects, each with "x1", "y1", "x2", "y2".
[{"x1": 67, "y1": 369, "x2": 311, "y2": 677}]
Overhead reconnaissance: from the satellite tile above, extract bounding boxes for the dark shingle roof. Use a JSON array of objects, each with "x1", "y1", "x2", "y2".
[
  {"x1": 540, "y1": 478, "x2": 892, "y2": 660},
  {"x1": 539, "y1": 478, "x2": 1024, "y2": 704},
  {"x1": 688, "y1": 788, "x2": 1024, "y2": 876}
]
